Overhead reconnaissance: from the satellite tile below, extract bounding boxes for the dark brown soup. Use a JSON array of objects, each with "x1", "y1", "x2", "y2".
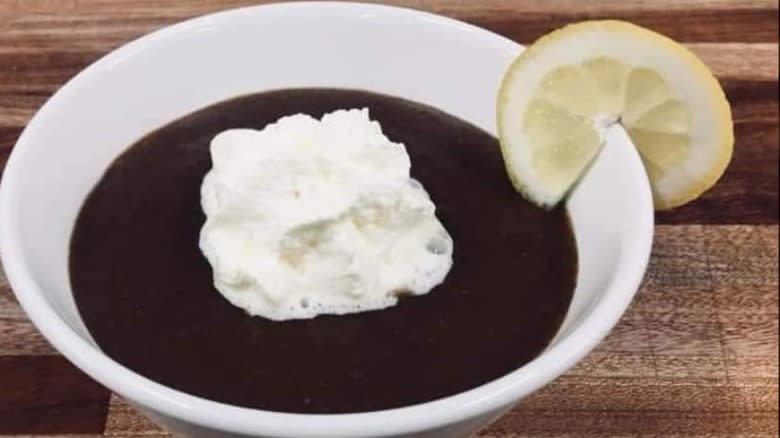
[{"x1": 70, "y1": 89, "x2": 577, "y2": 413}]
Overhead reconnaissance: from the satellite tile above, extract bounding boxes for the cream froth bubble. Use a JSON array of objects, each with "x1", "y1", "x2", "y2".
[{"x1": 199, "y1": 108, "x2": 453, "y2": 320}]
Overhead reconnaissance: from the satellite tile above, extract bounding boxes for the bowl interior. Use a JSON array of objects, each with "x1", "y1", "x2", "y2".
[{"x1": 0, "y1": 3, "x2": 653, "y2": 436}]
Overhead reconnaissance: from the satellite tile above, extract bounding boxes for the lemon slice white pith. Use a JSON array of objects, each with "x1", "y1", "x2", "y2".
[{"x1": 497, "y1": 20, "x2": 734, "y2": 210}]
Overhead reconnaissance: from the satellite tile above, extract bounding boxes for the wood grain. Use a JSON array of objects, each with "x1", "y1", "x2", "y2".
[
  {"x1": 0, "y1": 270, "x2": 56, "y2": 355},
  {"x1": 0, "y1": 1, "x2": 777, "y2": 437},
  {"x1": 0, "y1": 356, "x2": 111, "y2": 434},
  {"x1": 0, "y1": 0, "x2": 776, "y2": 43}
]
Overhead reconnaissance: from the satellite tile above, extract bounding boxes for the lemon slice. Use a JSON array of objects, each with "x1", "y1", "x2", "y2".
[{"x1": 497, "y1": 20, "x2": 733, "y2": 209}]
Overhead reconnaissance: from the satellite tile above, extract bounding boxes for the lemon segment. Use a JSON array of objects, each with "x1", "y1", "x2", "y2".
[
  {"x1": 631, "y1": 100, "x2": 691, "y2": 133},
  {"x1": 523, "y1": 99, "x2": 594, "y2": 144},
  {"x1": 532, "y1": 131, "x2": 601, "y2": 196},
  {"x1": 497, "y1": 20, "x2": 733, "y2": 210},
  {"x1": 581, "y1": 57, "x2": 629, "y2": 115},
  {"x1": 629, "y1": 129, "x2": 690, "y2": 169},
  {"x1": 538, "y1": 67, "x2": 604, "y2": 115}
]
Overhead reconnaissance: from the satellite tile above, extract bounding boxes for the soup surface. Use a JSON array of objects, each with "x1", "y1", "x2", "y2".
[{"x1": 70, "y1": 89, "x2": 577, "y2": 413}]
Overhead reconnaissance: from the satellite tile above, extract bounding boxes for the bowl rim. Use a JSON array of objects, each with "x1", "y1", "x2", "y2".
[{"x1": 0, "y1": 2, "x2": 654, "y2": 437}]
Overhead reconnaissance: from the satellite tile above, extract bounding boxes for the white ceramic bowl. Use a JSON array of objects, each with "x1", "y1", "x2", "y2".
[{"x1": 0, "y1": 3, "x2": 653, "y2": 438}]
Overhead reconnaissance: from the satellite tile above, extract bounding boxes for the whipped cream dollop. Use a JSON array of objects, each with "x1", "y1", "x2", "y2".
[{"x1": 199, "y1": 109, "x2": 453, "y2": 320}]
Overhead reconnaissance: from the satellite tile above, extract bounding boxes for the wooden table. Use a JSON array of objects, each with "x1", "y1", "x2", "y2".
[{"x1": 0, "y1": 1, "x2": 777, "y2": 436}]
